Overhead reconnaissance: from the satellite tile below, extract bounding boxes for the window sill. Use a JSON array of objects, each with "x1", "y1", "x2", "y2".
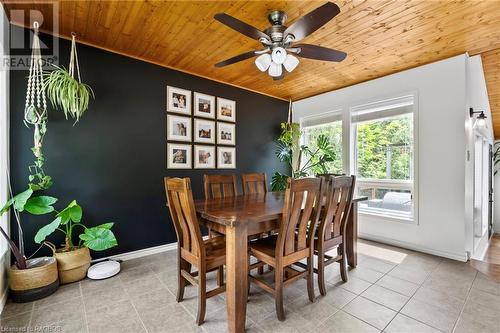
[{"x1": 358, "y1": 210, "x2": 416, "y2": 224}]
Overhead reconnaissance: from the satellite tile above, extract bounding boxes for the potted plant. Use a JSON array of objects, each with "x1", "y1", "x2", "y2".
[
  {"x1": 44, "y1": 33, "x2": 94, "y2": 124},
  {"x1": 0, "y1": 187, "x2": 60, "y2": 302},
  {"x1": 271, "y1": 122, "x2": 337, "y2": 191},
  {"x1": 34, "y1": 200, "x2": 117, "y2": 284}
]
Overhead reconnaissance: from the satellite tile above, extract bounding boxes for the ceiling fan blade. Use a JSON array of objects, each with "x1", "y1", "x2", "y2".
[
  {"x1": 214, "y1": 13, "x2": 269, "y2": 41},
  {"x1": 283, "y1": 2, "x2": 340, "y2": 42},
  {"x1": 215, "y1": 50, "x2": 258, "y2": 67},
  {"x1": 294, "y1": 44, "x2": 346, "y2": 62}
]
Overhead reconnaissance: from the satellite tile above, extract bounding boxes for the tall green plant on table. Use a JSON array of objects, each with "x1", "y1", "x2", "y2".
[
  {"x1": 44, "y1": 33, "x2": 94, "y2": 124},
  {"x1": 271, "y1": 122, "x2": 337, "y2": 191}
]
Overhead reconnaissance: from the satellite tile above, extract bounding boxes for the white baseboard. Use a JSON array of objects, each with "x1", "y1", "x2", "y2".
[
  {"x1": 358, "y1": 233, "x2": 468, "y2": 262},
  {"x1": 92, "y1": 236, "x2": 209, "y2": 263},
  {"x1": 92, "y1": 242, "x2": 177, "y2": 263}
]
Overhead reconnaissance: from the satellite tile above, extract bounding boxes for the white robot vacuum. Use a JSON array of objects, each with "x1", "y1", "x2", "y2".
[{"x1": 87, "y1": 260, "x2": 121, "y2": 280}]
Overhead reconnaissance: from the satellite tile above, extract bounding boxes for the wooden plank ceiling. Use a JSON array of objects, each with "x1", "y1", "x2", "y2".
[
  {"x1": 482, "y1": 49, "x2": 500, "y2": 136},
  {"x1": 3, "y1": 0, "x2": 500, "y2": 134}
]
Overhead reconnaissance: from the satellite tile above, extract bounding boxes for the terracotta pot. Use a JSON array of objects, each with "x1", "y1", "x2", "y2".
[
  {"x1": 52, "y1": 246, "x2": 91, "y2": 284},
  {"x1": 9, "y1": 257, "x2": 59, "y2": 303}
]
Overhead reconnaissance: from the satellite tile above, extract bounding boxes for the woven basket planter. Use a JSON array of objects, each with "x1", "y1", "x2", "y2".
[
  {"x1": 53, "y1": 246, "x2": 91, "y2": 284},
  {"x1": 9, "y1": 257, "x2": 59, "y2": 303}
]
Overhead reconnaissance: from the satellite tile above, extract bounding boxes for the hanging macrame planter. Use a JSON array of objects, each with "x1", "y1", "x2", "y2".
[
  {"x1": 24, "y1": 21, "x2": 51, "y2": 191},
  {"x1": 45, "y1": 33, "x2": 94, "y2": 124}
]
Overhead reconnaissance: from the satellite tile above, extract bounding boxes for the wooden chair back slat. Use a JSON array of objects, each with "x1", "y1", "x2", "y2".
[
  {"x1": 241, "y1": 173, "x2": 268, "y2": 195},
  {"x1": 165, "y1": 177, "x2": 204, "y2": 258},
  {"x1": 318, "y1": 175, "x2": 355, "y2": 241},
  {"x1": 204, "y1": 174, "x2": 237, "y2": 199},
  {"x1": 277, "y1": 178, "x2": 321, "y2": 257}
]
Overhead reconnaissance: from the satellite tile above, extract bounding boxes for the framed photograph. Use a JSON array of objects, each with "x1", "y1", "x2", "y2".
[
  {"x1": 217, "y1": 122, "x2": 235, "y2": 146},
  {"x1": 167, "y1": 115, "x2": 192, "y2": 142},
  {"x1": 167, "y1": 86, "x2": 191, "y2": 114},
  {"x1": 217, "y1": 147, "x2": 236, "y2": 169},
  {"x1": 167, "y1": 143, "x2": 191, "y2": 169},
  {"x1": 217, "y1": 97, "x2": 236, "y2": 122},
  {"x1": 194, "y1": 145, "x2": 215, "y2": 169},
  {"x1": 194, "y1": 119, "x2": 215, "y2": 144},
  {"x1": 194, "y1": 92, "x2": 215, "y2": 119}
]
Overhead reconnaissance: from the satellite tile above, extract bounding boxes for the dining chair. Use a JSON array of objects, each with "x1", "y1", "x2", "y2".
[
  {"x1": 203, "y1": 174, "x2": 238, "y2": 199},
  {"x1": 164, "y1": 177, "x2": 226, "y2": 325},
  {"x1": 241, "y1": 172, "x2": 270, "y2": 274},
  {"x1": 248, "y1": 177, "x2": 322, "y2": 321},
  {"x1": 314, "y1": 175, "x2": 355, "y2": 296},
  {"x1": 203, "y1": 174, "x2": 238, "y2": 238},
  {"x1": 241, "y1": 172, "x2": 268, "y2": 194}
]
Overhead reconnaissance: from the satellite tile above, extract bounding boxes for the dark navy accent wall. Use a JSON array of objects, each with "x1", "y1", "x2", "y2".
[{"x1": 9, "y1": 25, "x2": 288, "y2": 259}]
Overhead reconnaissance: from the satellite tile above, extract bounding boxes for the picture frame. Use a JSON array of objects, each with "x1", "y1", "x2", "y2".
[
  {"x1": 194, "y1": 118, "x2": 215, "y2": 144},
  {"x1": 217, "y1": 97, "x2": 236, "y2": 122},
  {"x1": 194, "y1": 92, "x2": 215, "y2": 119},
  {"x1": 194, "y1": 145, "x2": 215, "y2": 169},
  {"x1": 167, "y1": 86, "x2": 191, "y2": 114},
  {"x1": 167, "y1": 115, "x2": 192, "y2": 142},
  {"x1": 217, "y1": 147, "x2": 236, "y2": 169},
  {"x1": 217, "y1": 122, "x2": 235, "y2": 146},
  {"x1": 167, "y1": 143, "x2": 192, "y2": 169}
]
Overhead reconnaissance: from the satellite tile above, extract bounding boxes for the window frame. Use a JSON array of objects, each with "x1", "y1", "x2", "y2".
[
  {"x1": 299, "y1": 109, "x2": 344, "y2": 175},
  {"x1": 350, "y1": 92, "x2": 419, "y2": 224}
]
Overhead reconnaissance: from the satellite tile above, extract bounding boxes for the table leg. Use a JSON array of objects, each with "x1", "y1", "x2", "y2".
[
  {"x1": 225, "y1": 223, "x2": 248, "y2": 333},
  {"x1": 346, "y1": 202, "x2": 358, "y2": 268}
]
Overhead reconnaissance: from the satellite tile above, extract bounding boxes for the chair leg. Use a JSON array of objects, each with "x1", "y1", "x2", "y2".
[
  {"x1": 197, "y1": 267, "x2": 207, "y2": 326},
  {"x1": 339, "y1": 242, "x2": 348, "y2": 282},
  {"x1": 217, "y1": 265, "x2": 224, "y2": 287},
  {"x1": 177, "y1": 258, "x2": 190, "y2": 302},
  {"x1": 317, "y1": 248, "x2": 327, "y2": 296},
  {"x1": 275, "y1": 267, "x2": 285, "y2": 321},
  {"x1": 306, "y1": 256, "x2": 315, "y2": 302}
]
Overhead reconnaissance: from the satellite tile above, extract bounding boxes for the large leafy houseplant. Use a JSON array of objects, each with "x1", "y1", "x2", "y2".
[
  {"x1": 0, "y1": 28, "x2": 101, "y2": 270},
  {"x1": 34, "y1": 200, "x2": 117, "y2": 251},
  {"x1": 271, "y1": 122, "x2": 337, "y2": 191}
]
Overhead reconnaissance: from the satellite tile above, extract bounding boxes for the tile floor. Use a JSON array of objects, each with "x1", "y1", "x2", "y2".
[{"x1": 1, "y1": 239, "x2": 499, "y2": 333}]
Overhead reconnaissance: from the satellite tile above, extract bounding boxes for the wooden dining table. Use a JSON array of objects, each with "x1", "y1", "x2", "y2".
[{"x1": 195, "y1": 191, "x2": 366, "y2": 333}]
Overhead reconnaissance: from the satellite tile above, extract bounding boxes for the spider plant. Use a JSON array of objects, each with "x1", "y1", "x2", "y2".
[{"x1": 44, "y1": 65, "x2": 94, "y2": 124}]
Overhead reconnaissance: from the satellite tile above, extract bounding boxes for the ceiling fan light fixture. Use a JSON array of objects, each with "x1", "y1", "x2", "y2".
[
  {"x1": 271, "y1": 47, "x2": 287, "y2": 64},
  {"x1": 255, "y1": 53, "x2": 272, "y2": 72},
  {"x1": 283, "y1": 54, "x2": 299, "y2": 72},
  {"x1": 268, "y1": 61, "x2": 282, "y2": 77}
]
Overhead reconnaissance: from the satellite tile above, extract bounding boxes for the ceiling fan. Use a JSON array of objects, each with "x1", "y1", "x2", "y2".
[{"x1": 213, "y1": 2, "x2": 346, "y2": 80}]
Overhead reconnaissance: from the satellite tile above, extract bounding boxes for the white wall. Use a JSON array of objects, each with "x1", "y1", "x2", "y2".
[
  {"x1": 0, "y1": 4, "x2": 9, "y2": 312},
  {"x1": 293, "y1": 55, "x2": 470, "y2": 261}
]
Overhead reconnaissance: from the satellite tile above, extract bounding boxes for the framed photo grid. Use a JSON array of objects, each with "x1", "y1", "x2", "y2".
[{"x1": 166, "y1": 86, "x2": 236, "y2": 169}]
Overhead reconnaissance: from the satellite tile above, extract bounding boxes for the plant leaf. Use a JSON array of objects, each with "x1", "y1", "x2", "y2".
[
  {"x1": 95, "y1": 222, "x2": 114, "y2": 230},
  {"x1": 2, "y1": 188, "x2": 35, "y2": 214},
  {"x1": 24, "y1": 196, "x2": 57, "y2": 215},
  {"x1": 271, "y1": 172, "x2": 289, "y2": 192},
  {"x1": 34, "y1": 217, "x2": 62, "y2": 244},
  {"x1": 57, "y1": 200, "x2": 82, "y2": 224},
  {"x1": 80, "y1": 226, "x2": 117, "y2": 251}
]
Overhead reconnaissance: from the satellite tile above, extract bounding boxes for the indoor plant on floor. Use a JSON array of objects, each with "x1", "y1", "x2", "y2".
[
  {"x1": 271, "y1": 121, "x2": 337, "y2": 191},
  {"x1": 34, "y1": 200, "x2": 117, "y2": 284}
]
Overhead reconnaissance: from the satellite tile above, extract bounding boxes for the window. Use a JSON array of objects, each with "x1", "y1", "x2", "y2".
[
  {"x1": 300, "y1": 112, "x2": 342, "y2": 175},
  {"x1": 352, "y1": 96, "x2": 415, "y2": 220}
]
